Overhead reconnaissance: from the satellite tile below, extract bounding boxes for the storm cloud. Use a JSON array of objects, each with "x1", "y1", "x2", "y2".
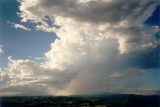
[{"x1": 0, "y1": 0, "x2": 159, "y2": 95}]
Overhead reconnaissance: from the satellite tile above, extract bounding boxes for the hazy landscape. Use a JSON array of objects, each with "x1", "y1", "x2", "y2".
[{"x1": 1, "y1": 94, "x2": 160, "y2": 107}]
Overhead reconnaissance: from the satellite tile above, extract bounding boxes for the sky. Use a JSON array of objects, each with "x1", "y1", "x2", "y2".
[{"x1": 0, "y1": 0, "x2": 159, "y2": 96}]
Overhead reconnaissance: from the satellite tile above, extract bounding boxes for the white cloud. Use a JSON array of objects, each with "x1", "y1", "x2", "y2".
[
  {"x1": 0, "y1": 56, "x2": 78, "y2": 95},
  {"x1": 0, "y1": 0, "x2": 159, "y2": 96},
  {"x1": 35, "y1": 24, "x2": 56, "y2": 32},
  {"x1": 13, "y1": 23, "x2": 31, "y2": 31}
]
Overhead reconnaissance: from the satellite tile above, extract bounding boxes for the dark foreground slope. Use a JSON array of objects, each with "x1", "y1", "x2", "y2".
[{"x1": 0, "y1": 94, "x2": 160, "y2": 107}]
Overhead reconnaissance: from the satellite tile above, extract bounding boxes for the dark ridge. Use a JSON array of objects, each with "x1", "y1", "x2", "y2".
[{"x1": 0, "y1": 94, "x2": 160, "y2": 107}]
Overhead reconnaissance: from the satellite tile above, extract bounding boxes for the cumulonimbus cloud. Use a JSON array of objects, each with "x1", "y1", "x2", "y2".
[{"x1": 0, "y1": 0, "x2": 159, "y2": 96}]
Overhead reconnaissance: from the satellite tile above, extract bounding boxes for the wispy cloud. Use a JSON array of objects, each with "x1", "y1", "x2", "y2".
[
  {"x1": 8, "y1": 21, "x2": 31, "y2": 31},
  {"x1": 13, "y1": 23, "x2": 31, "y2": 31}
]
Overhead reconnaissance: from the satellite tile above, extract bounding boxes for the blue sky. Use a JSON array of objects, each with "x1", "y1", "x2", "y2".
[
  {"x1": 0, "y1": 0, "x2": 159, "y2": 96},
  {"x1": 0, "y1": 0, "x2": 56, "y2": 67}
]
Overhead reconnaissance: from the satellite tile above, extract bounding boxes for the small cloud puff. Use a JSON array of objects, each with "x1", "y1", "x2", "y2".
[{"x1": 0, "y1": 45, "x2": 4, "y2": 54}]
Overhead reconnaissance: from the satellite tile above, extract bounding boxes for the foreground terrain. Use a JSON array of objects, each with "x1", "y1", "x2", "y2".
[{"x1": 0, "y1": 94, "x2": 159, "y2": 107}]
